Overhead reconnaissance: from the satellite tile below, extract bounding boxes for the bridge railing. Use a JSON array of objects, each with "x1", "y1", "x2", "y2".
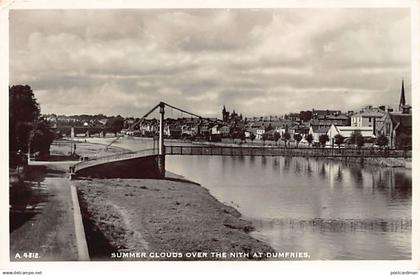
[
  {"x1": 73, "y1": 148, "x2": 158, "y2": 171},
  {"x1": 165, "y1": 145, "x2": 411, "y2": 158}
]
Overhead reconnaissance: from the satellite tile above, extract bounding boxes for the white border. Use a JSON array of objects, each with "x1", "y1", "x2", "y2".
[{"x1": 0, "y1": 1, "x2": 419, "y2": 274}]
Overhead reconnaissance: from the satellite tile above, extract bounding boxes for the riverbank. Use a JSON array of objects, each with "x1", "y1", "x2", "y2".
[
  {"x1": 75, "y1": 176, "x2": 275, "y2": 260},
  {"x1": 325, "y1": 156, "x2": 411, "y2": 168},
  {"x1": 53, "y1": 139, "x2": 275, "y2": 260}
]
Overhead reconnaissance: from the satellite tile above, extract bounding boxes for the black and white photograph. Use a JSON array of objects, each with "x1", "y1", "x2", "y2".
[{"x1": 2, "y1": 0, "x2": 419, "y2": 274}]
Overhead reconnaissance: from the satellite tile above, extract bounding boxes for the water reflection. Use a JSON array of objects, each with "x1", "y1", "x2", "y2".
[
  {"x1": 86, "y1": 137, "x2": 412, "y2": 259},
  {"x1": 166, "y1": 155, "x2": 411, "y2": 260}
]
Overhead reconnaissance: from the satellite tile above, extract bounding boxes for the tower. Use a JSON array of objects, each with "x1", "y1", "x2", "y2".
[
  {"x1": 222, "y1": 105, "x2": 229, "y2": 122},
  {"x1": 399, "y1": 79, "x2": 406, "y2": 112}
]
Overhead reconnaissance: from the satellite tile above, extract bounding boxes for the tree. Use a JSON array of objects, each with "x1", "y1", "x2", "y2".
[
  {"x1": 107, "y1": 115, "x2": 125, "y2": 134},
  {"x1": 239, "y1": 131, "x2": 246, "y2": 143},
  {"x1": 282, "y1": 132, "x2": 291, "y2": 147},
  {"x1": 30, "y1": 119, "x2": 56, "y2": 158},
  {"x1": 350, "y1": 131, "x2": 364, "y2": 148},
  {"x1": 273, "y1": 131, "x2": 281, "y2": 145},
  {"x1": 334, "y1": 134, "x2": 345, "y2": 149},
  {"x1": 249, "y1": 132, "x2": 255, "y2": 144},
  {"x1": 319, "y1": 134, "x2": 329, "y2": 147},
  {"x1": 261, "y1": 133, "x2": 267, "y2": 146},
  {"x1": 376, "y1": 134, "x2": 389, "y2": 148},
  {"x1": 299, "y1": 111, "x2": 312, "y2": 122},
  {"x1": 293, "y1": 133, "x2": 302, "y2": 148},
  {"x1": 9, "y1": 85, "x2": 56, "y2": 162},
  {"x1": 9, "y1": 85, "x2": 40, "y2": 154},
  {"x1": 305, "y1": 134, "x2": 314, "y2": 147}
]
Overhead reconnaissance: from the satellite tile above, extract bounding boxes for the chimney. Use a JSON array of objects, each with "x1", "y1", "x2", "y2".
[
  {"x1": 373, "y1": 118, "x2": 376, "y2": 135},
  {"x1": 402, "y1": 105, "x2": 411, "y2": 114}
]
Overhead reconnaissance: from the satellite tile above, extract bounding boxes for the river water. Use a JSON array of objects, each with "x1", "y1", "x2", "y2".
[{"x1": 89, "y1": 137, "x2": 412, "y2": 260}]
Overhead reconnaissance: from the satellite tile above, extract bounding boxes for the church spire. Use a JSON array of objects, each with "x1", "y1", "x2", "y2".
[{"x1": 399, "y1": 79, "x2": 406, "y2": 111}]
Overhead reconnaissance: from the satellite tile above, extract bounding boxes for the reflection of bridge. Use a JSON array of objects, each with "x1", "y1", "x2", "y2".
[{"x1": 69, "y1": 102, "x2": 411, "y2": 179}]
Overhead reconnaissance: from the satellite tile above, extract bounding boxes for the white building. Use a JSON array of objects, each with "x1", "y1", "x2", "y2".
[
  {"x1": 308, "y1": 125, "x2": 329, "y2": 143},
  {"x1": 327, "y1": 124, "x2": 375, "y2": 146},
  {"x1": 256, "y1": 127, "x2": 265, "y2": 140},
  {"x1": 351, "y1": 106, "x2": 385, "y2": 129}
]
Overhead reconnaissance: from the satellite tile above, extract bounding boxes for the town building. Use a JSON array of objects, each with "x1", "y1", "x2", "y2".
[
  {"x1": 312, "y1": 109, "x2": 341, "y2": 118},
  {"x1": 375, "y1": 79, "x2": 412, "y2": 149},
  {"x1": 377, "y1": 112, "x2": 411, "y2": 149},
  {"x1": 164, "y1": 125, "x2": 181, "y2": 138},
  {"x1": 308, "y1": 125, "x2": 330, "y2": 143},
  {"x1": 327, "y1": 124, "x2": 375, "y2": 146},
  {"x1": 351, "y1": 105, "x2": 385, "y2": 132}
]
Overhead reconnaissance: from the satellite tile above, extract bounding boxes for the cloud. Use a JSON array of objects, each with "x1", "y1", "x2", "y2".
[{"x1": 9, "y1": 8, "x2": 411, "y2": 117}]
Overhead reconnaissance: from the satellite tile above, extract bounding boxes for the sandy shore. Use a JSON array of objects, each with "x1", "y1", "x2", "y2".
[{"x1": 75, "y1": 176, "x2": 274, "y2": 260}]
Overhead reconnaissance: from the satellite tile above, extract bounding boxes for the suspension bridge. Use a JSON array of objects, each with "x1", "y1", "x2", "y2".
[
  {"x1": 68, "y1": 101, "x2": 411, "y2": 179},
  {"x1": 69, "y1": 101, "x2": 222, "y2": 179}
]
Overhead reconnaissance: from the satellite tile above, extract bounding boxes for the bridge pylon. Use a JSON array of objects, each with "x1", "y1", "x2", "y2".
[{"x1": 158, "y1": 102, "x2": 165, "y2": 177}]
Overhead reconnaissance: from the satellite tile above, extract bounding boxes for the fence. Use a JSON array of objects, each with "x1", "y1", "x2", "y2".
[{"x1": 165, "y1": 145, "x2": 411, "y2": 158}]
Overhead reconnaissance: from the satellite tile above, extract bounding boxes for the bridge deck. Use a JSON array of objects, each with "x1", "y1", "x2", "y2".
[{"x1": 72, "y1": 148, "x2": 158, "y2": 172}]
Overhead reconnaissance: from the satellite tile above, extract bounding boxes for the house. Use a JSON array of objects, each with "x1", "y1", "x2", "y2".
[
  {"x1": 312, "y1": 109, "x2": 341, "y2": 119},
  {"x1": 290, "y1": 124, "x2": 310, "y2": 136},
  {"x1": 263, "y1": 129, "x2": 276, "y2": 140},
  {"x1": 375, "y1": 79, "x2": 412, "y2": 149},
  {"x1": 310, "y1": 114, "x2": 350, "y2": 127},
  {"x1": 164, "y1": 125, "x2": 181, "y2": 138},
  {"x1": 256, "y1": 127, "x2": 266, "y2": 140},
  {"x1": 376, "y1": 112, "x2": 411, "y2": 149},
  {"x1": 351, "y1": 105, "x2": 385, "y2": 132},
  {"x1": 308, "y1": 125, "x2": 330, "y2": 143},
  {"x1": 198, "y1": 124, "x2": 210, "y2": 137},
  {"x1": 181, "y1": 125, "x2": 194, "y2": 137},
  {"x1": 139, "y1": 120, "x2": 158, "y2": 136},
  {"x1": 245, "y1": 128, "x2": 257, "y2": 138},
  {"x1": 220, "y1": 125, "x2": 231, "y2": 137},
  {"x1": 211, "y1": 125, "x2": 221, "y2": 135},
  {"x1": 285, "y1": 113, "x2": 301, "y2": 122},
  {"x1": 327, "y1": 124, "x2": 375, "y2": 146}
]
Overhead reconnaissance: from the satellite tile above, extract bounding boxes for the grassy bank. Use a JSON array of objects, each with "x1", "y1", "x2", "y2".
[
  {"x1": 75, "y1": 177, "x2": 274, "y2": 260},
  {"x1": 65, "y1": 139, "x2": 274, "y2": 260}
]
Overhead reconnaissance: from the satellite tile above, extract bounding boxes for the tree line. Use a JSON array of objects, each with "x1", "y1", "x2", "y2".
[{"x1": 10, "y1": 85, "x2": 55, "y2": 166}]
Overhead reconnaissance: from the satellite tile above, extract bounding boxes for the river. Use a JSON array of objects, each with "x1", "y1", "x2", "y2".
[{"x1": 86, "y1": 137, "x2": 412, "y2": 260}]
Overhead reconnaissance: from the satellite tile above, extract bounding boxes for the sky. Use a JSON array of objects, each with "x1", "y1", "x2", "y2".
[{"x1": 9, "y1": 9, "x2": 412, "y2": 118}]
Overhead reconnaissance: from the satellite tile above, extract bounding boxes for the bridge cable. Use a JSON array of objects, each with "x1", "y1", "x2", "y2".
[
  {"x1": 102, "y1": 103, "x2": 161, "y2": 151},
  {"x1": 99, "y1": 101, "x2": 225, "y2": 156}
]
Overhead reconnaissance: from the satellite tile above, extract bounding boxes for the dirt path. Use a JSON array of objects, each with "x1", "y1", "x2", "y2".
[{"x1": 10, "y1": 162, "x2": 79, "y2": 261}]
